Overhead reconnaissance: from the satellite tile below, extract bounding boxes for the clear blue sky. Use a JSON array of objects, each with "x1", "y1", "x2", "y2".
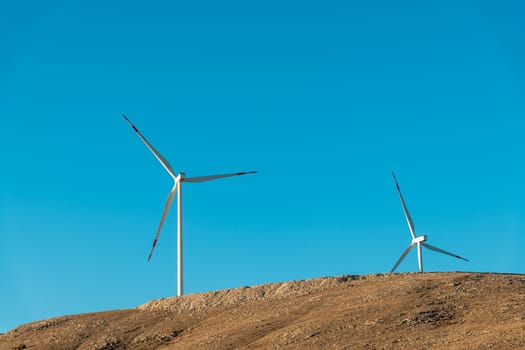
[{"x1": 1, "y1": 0, "x2": 524, "y2": 332}]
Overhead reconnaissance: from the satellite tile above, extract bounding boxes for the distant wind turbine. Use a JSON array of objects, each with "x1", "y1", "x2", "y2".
[
  {"x1": 390, "y1": 172, "x2": 468, "y2": 273},
  {"x1": 123, "y1": 114, "x2": 257, "y2": 296}
]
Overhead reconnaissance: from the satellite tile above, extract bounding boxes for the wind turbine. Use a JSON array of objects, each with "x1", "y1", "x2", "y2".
[
  {"x1": 390, "y1": 172, "x2": 468, "y2": 273},
  {"x1": 123, "y1": 114, "x2": 257, "y2": 296}
]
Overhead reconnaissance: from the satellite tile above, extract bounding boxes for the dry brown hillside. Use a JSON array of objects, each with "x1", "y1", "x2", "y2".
[{"x1": 1, "y1": 272, "x2": 524, "y2": 350}]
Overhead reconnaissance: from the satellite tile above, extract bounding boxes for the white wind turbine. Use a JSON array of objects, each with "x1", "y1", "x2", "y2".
[
  {"x1": 390, "y1": 172, "x2": 468, "y2": 273},
  {"x1": 123, "y1": 114, "x2": 257, "y2": 296}
]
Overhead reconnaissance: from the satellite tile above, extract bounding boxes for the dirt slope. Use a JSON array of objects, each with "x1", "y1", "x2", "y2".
[{"x1": 1, "y1": 272, "x2": 524, "y2": 349}]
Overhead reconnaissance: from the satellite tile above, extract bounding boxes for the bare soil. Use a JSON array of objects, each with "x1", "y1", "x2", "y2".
[{"x1": 1, "y1": 272, "x2": 524, "y2": 349}]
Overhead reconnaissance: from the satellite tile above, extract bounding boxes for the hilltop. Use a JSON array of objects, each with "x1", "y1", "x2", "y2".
[{"x1": 1, "y1": 272, "x2": 524, "y2": 349}]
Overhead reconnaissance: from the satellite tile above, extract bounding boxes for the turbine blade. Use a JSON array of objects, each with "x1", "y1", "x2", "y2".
[
  {"x1": 422, "y1": 243, "x2": 469, "y2": 262},
  {"x1": 184, "y1": 171, "x2": 258, "y2": 183},
  {"x1": 390, "y1": 244, "x2": 415, "y2": 273},
  {"x1": 148, "y1": 182, "x2": 178, "y2": 262},
  {"x1": 122, "y1": 114, "x2": 177, "y2": 179},
  {"x1": 392, "y1": 172, "x2": 416, "y2": 239}
]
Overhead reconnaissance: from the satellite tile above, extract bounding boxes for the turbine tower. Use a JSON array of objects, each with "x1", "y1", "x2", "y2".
[
  {"x1": 390, "y1": 172, "x2": 468, "y2": 273},
  {"x1": 123, "y1": 114, "x2": 257, "y2": 296}
]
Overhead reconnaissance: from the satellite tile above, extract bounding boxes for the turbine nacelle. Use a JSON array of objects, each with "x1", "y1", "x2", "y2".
[{"x1": 412, "y1": 235, "x2": 427, "y2": 245}]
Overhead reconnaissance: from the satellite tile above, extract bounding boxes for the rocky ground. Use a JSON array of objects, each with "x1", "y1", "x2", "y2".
[{"x1": 1, "y1": 272, "x2": 524, "y2": 349}]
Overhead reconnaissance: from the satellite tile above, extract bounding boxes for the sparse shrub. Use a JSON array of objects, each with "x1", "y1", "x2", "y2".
[{"x1": 11, "y1": 344, "x2": 26, "y2": 350}]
